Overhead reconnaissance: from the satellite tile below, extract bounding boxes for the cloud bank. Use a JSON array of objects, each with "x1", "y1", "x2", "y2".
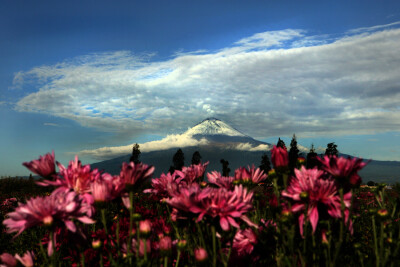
[
  {"x1": 14, "y1": 22, "x2": 400, "y2": 149},
  {"x1": 78, "y1": 133, "x2": 209, "y2": 160}
]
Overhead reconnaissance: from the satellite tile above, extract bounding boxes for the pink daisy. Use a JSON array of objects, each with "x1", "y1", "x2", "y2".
[
  {"x1": 233, "y1": 228, "x2": 258, "y2": 255},
  {"x1": 234, "y1": 165, "x2": 267, "y2": 184},
  {"x1": 207, "y1": 171, "x2": 234, "y2": 189},
  {"x1": 282, "y1": 166, "x2": 351, "y2": 236},
  {"x1": 318, "y1": 155, "x2": 368, "y2": 188},
  {"x1": 23, "y1": 151, "x2": 56, "y2": 178},
  {"x1": 3, "y1": 190, "x2": 94, "y2": 237}
]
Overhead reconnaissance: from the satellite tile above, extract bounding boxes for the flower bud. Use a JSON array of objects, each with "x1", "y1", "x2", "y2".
[
  {"x1": 377, "y1": 209, "x2": 389, "y2": 218},
  {"x1": 177, "y1": 240, "x2": 187, "y2": 250},
  {"x1": 92, "y1": 240, "x2": 101, "y2": 249},
  {"x1": 194, "y1": 248, "x2": 208, "y2": 262},
  {"x1": 132, "y1": 213, "x2": 142, "y2": 221},
  {"x1": 159, "y1": 236, "x2": 172, "y2": 252},
  {"x1": 139, "y1": 220, "x2": 152, "y2": 235},
  {"x1": 271, "y1": 146, "x2": 289, "y2": 168}
]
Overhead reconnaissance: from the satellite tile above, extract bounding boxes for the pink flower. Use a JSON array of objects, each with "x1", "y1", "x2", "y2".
[
  {"x1": 15, "y1": 251, "x2": 34, "y2": 267},
  {"x1": 181, "y1": 162, "x2": 209, "y2": 184},
  {"x1": 120, "y1": 162, "x2": 155, "y2": 188},
  {"x1": 234, "y1": 165, "x2": 267, "y2": 184},
  {"x1": 23, "y1": 151, "x2": 55, "y2": 178},
  {"x1": 0, "y1": 253, "x2": 17, "y2": 267},
  {"x1": 194, "y1": 247, "x2": 208, "y2": 262},
  {"x1": 143, "y1": 170, "x2": 185, "y2": 197},
  {"x1": 0, "y1": 251, "x2": 34, "y2": 267},
  {"x1": 38, "y1": 156, "x2": 98, "y2": 195},
  {"x1": 207, "y1": 171, "x2": 234, "y2": 189},
  {"x1": 90, "y1": 173, "x2": 124, "y2": 202},
  {"x1": 282, "y1": 166, "x2": 351, "y2": 236},
  {"x1": 166, "y1": 184, "x2": 255, "y2": 231},
  {"x1": 318, "y1": 156, "x2": 368, "y2": 188},
  {"x1": 233, "y1": 228, "x2": 258, "y2": 255},
  {"x1": 271, "y1": 146, "x2": 289, "y2": 168},
  {"x1": 158, "y1": 236, "x2": 172, "y2": 252},
  {"x1": 3, "y1": 190, "x2": 94, "y2": 237}
]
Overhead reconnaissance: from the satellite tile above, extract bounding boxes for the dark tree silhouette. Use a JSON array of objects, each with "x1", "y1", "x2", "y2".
[
  {"x1": 259, "y1": 153, "x2": 272, "y2": 174},
  {"x1": 191, "y1": 151, "x2": 202, "y2": 165},
  {"x1": 172, "y1": 148, "x2": 185, "y2": 171},
  {"x1": 130, "y1": 143, "x2": 141, "y2": 164},
  {"x1": 276, "y1": 138, "x2": 287, "y2": 150},
  {"x1": 325, "y1": 142, "x2": 338, "y2": 157},
  {"x1": 306, "y1": 144, "x2": 319, "y2": 169},
  {"x1": 220, "y1": 159, "x2": 231, "y2": 177},
  {"x1": 288, "y1": 134, "x2": 299, "y2": 173}
]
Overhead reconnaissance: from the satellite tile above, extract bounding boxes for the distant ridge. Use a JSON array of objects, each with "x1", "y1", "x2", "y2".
[{"x1": 89, "y1": 118, "x2": 400, "y2": 184}]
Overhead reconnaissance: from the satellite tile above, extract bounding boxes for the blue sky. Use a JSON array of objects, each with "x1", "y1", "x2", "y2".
[{"x1": 1, "y1": 0, "x2": 400, "y2": 176}]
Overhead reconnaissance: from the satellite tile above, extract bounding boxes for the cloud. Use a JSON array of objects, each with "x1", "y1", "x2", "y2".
[
  {"x1": 13, "y1": 22, "x2": 400, "y2": 148},
  {"x1": 78, "y1": 133, "x2": 209, "y2": 160},
  {"x1": 233, "y1": 143, "x2": 271, "y2": 152},
  {"x1": 44, "y1": 123, "x2": 60, "y2": 127}
]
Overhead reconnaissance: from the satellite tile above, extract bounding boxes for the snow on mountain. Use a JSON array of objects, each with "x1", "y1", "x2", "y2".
[
  {"x1": 184, "y1": 118, "x2": 247, "y2": 137},
  {"x1": 79, "y1": 117, "x2": 269, "y2": 160}
]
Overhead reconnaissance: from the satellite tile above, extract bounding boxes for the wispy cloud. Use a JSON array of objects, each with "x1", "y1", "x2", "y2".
[
  {"x1": 44, "y1": 123, "x2": 60, "y2": 127},
  {"x1": 13, "y1": 22, "x2": 400, "y2": 150}
]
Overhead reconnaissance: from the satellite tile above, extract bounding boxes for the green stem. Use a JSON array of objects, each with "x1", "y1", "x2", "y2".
[
  {"x1": 175, "y1": 250, "x2": 181, "y2": 267},
  {"x1": 212, "y1": 225, "x2": 217, "y2": 267},
  {"x1": 196, "y1": 223, "x2": 206, "y2": 248},
  {"x1": 372, "y1": 216, "x2": 379, "y2": 267}
]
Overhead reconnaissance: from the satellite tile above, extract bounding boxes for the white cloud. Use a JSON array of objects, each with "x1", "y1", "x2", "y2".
[
  {"x1": 13, "y1": 22, "x2": 400, "y2": 147},
  {"x1": 233, "y1": 143, "x2": 271, "y2": 152},
  {"x1": 44, "y1": 123, "x2": 60, "y2": 127},
  {"x1": 78, "y1": 133, "x2": 209, "y2": 160}
]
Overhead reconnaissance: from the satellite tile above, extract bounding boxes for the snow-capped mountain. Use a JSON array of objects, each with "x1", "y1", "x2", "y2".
[
  {"x1": 183, "y1": 118, "x2": 268, "y2": 146},
  {"x1": 89, "y1": 118, "x2": 400, "y2": 184},
  {"x1": 184, "y1": 118, "x2": 247, "y2": 137}
]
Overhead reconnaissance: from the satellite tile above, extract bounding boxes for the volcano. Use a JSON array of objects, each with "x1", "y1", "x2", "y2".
[
  {"x1": 183, "y1": 118, "x2": 268, "y2": 146},
  {"x1": 89, "y1": 118, "x2": 400, "y2": 184}
]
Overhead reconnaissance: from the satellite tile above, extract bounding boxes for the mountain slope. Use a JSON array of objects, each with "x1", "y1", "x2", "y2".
[{"x1": 90, "y1": 118, "x2": 400, "y2": 184}]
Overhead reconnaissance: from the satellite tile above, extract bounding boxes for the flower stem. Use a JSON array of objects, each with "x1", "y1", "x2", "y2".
[{"x1": 212, "y1": 225, "x2": 217, "y2": 267}]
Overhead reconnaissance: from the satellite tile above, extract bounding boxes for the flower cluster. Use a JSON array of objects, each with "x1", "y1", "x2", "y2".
[{"x1": 1, "y1": 148, "x2": 372, "y2": 266}]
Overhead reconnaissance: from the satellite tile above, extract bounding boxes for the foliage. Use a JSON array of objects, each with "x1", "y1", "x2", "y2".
[
  {"x1": 259, "y1": 153, "x2": 272, "y2": 175},
  {"x1": 276, "y1": 138, "x2": 286, "y2": 150},
  {"x1": 191, "y1": 151, "x2": 202, "y2": 165},
  {"x1": 220, "y1": 159, "x2": 231, "y2": 177},
  {"x1": 130, "y1": 143, "x2": 141, "y2": 164},
  {"x1": 325, "y1": 142, "x2": 339, "y2": 157},
  {"x1": 288, "y1": 134, "x2": 299, "y2": 173}
]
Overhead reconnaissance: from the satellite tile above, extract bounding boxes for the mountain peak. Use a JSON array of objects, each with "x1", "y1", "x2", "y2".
[{"x1": 185, "y1": 118, "x2": 247, "y2": 137}]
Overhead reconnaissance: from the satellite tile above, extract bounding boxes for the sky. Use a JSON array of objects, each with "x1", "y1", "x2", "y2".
[{"x1": 1, "y1": 0, "x2": 400, "y2": 176}]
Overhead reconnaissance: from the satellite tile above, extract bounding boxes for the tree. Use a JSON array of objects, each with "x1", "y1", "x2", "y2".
[
  {"x1": 130, "y1": 143, "x2": 141, "y2": 164},
  {"x1": 191, "y1": 151, "x2": 202, "y2": 165},
  {"x1": 220, "y1": 159, "x2": 231, "y2": 177},
  {"x1": 288, "y1": 134, "x2": 299, "y2": 173},
  {"x1": 276, "y1": 138, "x2": 287, "y2": 150},
  {"x1": 173, "y1": 148, "x2": 185, "y2": 171},
  {"x1": 259, "y1": 153, "x2": 272, "y2": 174},
  {"x1": 325, "y1": 142, "x2": 338, "y2": 157},
  {"x1": 306, "y1": 144, "x2": 319, "y2": 169}
]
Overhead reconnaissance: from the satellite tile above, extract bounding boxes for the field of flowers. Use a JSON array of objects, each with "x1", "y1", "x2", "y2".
[{"x1": 1, "y1": 147, "x2": 400, "y2": 266}]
